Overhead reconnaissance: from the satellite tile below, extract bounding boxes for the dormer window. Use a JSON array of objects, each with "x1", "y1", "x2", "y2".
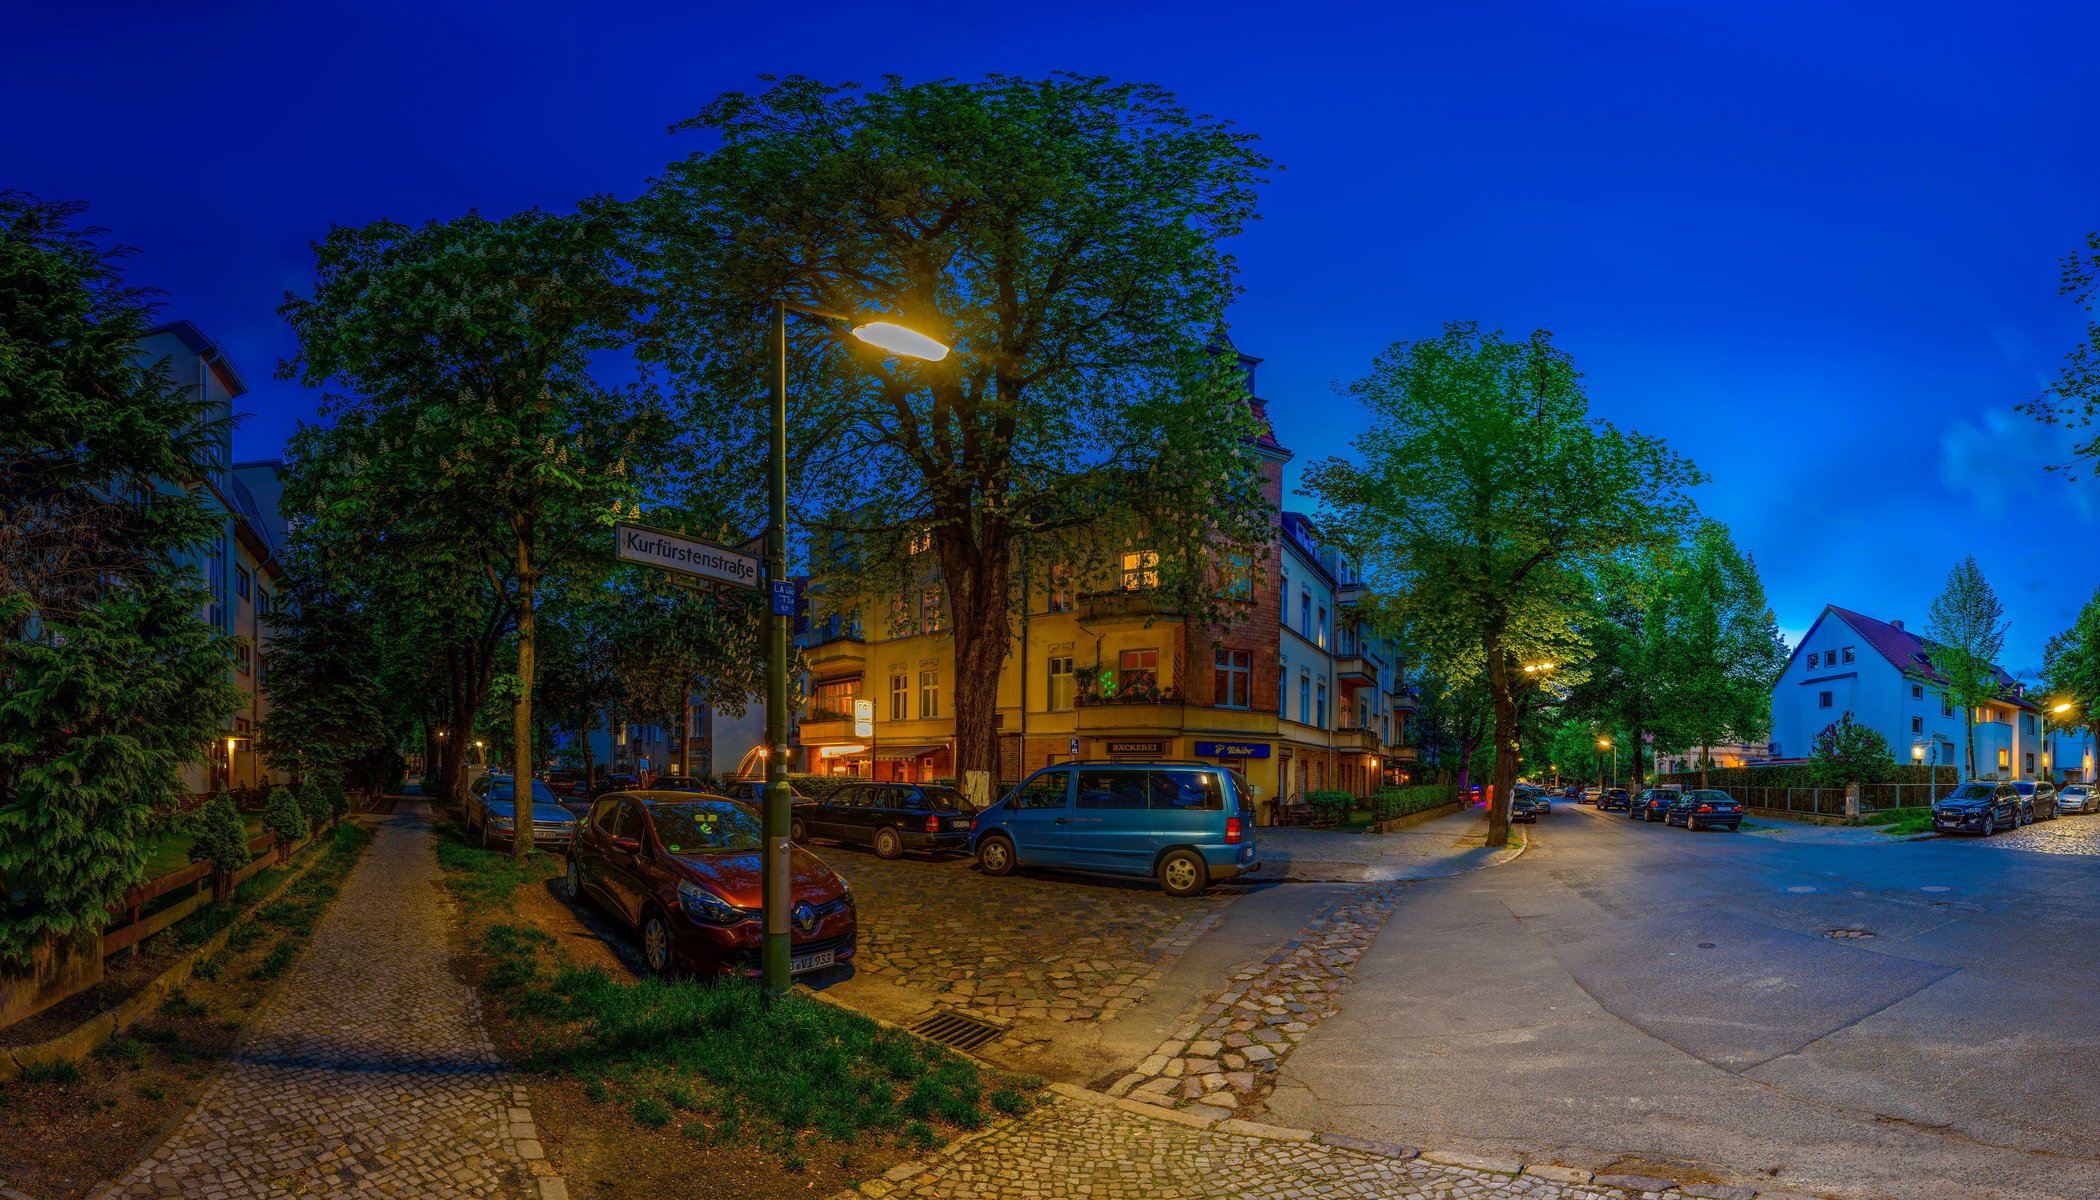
[{"x1": 1808, "y1": 653, "x2": 1820, "y2": 669}]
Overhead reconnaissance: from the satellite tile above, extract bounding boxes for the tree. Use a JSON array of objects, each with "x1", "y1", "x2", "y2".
[
  {"x1": 2038, "y1": 586, "x2": 2100, "y2": 764},
  {"x1": 258, "y1": 562, "x2": 389, "y2": 791},
  {"x1": 641, "y1": 74, "x2": 1276, "y2": 796},
  {"x1": 1658, "y1": 522, "x2": 1789, "y2": 786},
  {"x1": 1809, "y1": 714, "x2": 1895, "y2": 788},
  {"x1": 2017, "y1": 230, "x2": 2100, "y2": 479},
  {"x1": 1924, "y1": 556, "x2": 2007, "y2": 779},
  {"x1": 1307, "y1": 323, "x2": 1697, "y2": 847},
  {"x1": 1562, "y1": 551, "x2": 1672, "y2": 787},
  {"x1": 260, "y1": 785, "x2": 309, "y2": 846},
  {"x1": 188, "y1": 790, "x2": 251, "y2": 878},
  {"x1": 280, "y1": 204, "x2": 658, "y2": 856}
]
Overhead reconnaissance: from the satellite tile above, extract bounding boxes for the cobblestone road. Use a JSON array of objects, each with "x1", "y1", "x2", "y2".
[
  {"x1": 856, "y1": 1091, "x2": 1784, "y2": 1200},
  {"x1": 103, "y1": 803, "x2": 557, "y2": 1200},
  {"x1": 813, "y1": 848, "x2": 1229, "y2": 1026}
]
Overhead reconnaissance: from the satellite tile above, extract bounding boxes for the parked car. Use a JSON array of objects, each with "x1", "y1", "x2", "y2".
[
  {"x1": 1580, "y1": 787, "x2": 1602, "y2": 805},
  {"x1": 648, "y1": 776, "x2": 713, "y2": 794},
  {"x1": 1598, "y1": 788, "x2": 1632, "y2": 812},
  {"x1": 1529, "y1": 792, "x2": 1553, "y2": 815},
  {"x1": 1663, "y1": 789, "x2": 1744, "y2": 830},
  {"x1": 717, "y1": 779, "x2": 816, "y2": 808},
  {"x1": 791, "y1": 782, "x2": 975, "y2": 858},
  {"x1": 1932, "y1": 781, "x2": 2022, "y2": 835},
  {"x1": 1511, "y1": 795, "x2": 1539, "y2": 823},
  {"x1": 545, "y1": 769, "x2": 587, "y2": 798},
  {"x1": 587, "y1": 772, "x2": 642, "y2": 800},
  {"x1": 1564, "y1": 785, "x2": 1582, "y2": 802},
  {"x1": 563, "y1": 792, "x2": 856, "y2": 978},
  {"x1": 1631, "y1": 789, "x2": 1673, "y2": 821},
  {"x1": 970, "y1": 762, "x2": 1259, "y2": 897},
  {"x1": 469, "y1": 777, "x2": 579, "y2": 850},
  {"x1": 2058, "y1": 783, "x2": 2095, "y2": 814},
  {"x1": 2009, "y1": 780, "x2": 2060, "y2": 823}
]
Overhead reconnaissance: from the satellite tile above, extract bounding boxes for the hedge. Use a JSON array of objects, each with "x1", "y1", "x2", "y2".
[
  {"x1": 1371, "y1": 784, "x2": 1456, "y2": 821},
  {"x1": 1657, "y1": 763, "x2": 1958, "y2": 789},
  {"x1": 1303, "y1": 789, "x2": 1356, "y2": 821}
]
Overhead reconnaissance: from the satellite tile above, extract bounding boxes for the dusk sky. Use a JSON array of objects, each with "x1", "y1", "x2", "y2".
[{"x1": 7, "y1": 1, "x2": 2096, "y2": 671}]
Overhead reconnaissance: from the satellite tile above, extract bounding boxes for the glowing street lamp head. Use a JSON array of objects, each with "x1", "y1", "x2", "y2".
[
  {"x1": 1597, "y1": 738, "x2": 1612, "y2": 749},
  {"x1": 850, "y1": 321, "x2": 950, "y2": 362},
  {"x1": 2053, "y1": 702, "x2": 2074, "y2": 714}
]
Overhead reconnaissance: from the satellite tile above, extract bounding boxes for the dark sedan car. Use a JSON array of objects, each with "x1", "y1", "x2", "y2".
[
  {"x1": 718, "y1": 779, "x2": 816, "y2": 808},
  {"x1": 1564, "y1": 786, "x2": 1582, "y2": 802},
  {"x1": 545, "y1": 769, "x2": 588, "y2": 798},
  {"x1": 1598, "y1": 787, "x2": 1632, "y2": 812},
  {"x1": 1630, "y1": 789, "x2": 1674, "y2": 821},
  {"x1": 649, "y1": 776, "x2": 712, "y2": 794},
  {"x1": 2009, "y1": 780, "x2": 2059, "y2": 823},
  {"x1": 1663, "y1": 789, "x2": 1743, "y2": 830},
  {"x1": 1933, "y1": 781, "x2": 2021, "y2": 835},
  {"x1": 793, "y1": 782, "x2": 976, "y2": 858},
  {"x1": 564, "y1": 792, "x2": 856, "y2": 978},
  {"x1": 1511, "y1": 795, "x2": 1539, "y2": 823},
  {"x1": 471, "y1": 778, "x2": 580, "y2": 850},
  {"x1": 587, "y1": 772, "x2": 642, "y2": 800}
]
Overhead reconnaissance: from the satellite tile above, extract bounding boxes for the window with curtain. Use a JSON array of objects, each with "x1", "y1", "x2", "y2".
[
  {"x1": 1214, "y1": 648, "x2": 1251, "y2": 708},
  {"x1": 1120, "y1": 550, "x2": 1159, "y2": 591},
  {"x1": 919, "y1": 669, "x2": 940, "y2": 719},
  {"x1": 1048, "y1": 655, "x2": 1075, "y2": 710}
]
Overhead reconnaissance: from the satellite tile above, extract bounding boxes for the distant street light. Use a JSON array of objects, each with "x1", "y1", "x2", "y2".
[{"x1": 761, "y1": 298, "x2": 949, "y2": 999}]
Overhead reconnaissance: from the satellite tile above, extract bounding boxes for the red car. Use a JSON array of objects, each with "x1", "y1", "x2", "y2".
[{"x1": 563, "y1": 792, "x2": 856, "y2": 978}]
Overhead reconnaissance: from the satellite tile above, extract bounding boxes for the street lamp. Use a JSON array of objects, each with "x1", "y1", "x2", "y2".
[
  {"x1": 1597, "y1": 737, "x2": 1616, "y2": 789},
  {"x1": 764, "y1": 298, "x2": 948, "y2": 999}
]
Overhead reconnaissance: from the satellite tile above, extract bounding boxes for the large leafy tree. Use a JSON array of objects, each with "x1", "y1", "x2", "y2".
[
  {"x1": 1658, "y1": 521, "x2": 1788, "y2": 785},
  {"x1": 280, "y1": 204, "x2": 659, "y2": 854},
  {"x1": 2018, "y1": 230, "x2": 2100, "y2": 479},
  {"x1": 1923, "y1": 555, "x2": 2007, "y2": 779},
  {"x1": 1563, "y1": 551, "x2": 1673, "y2": 787},
  {"x1": 1308, "y1": 323, "x2": 1697, "y2": 847},
  {"x1": 0, "y1": 193, "x2": 241, "y2": 962},
  {"x1": 1809, "y1": 714, "x2": 1895, "y2": 788},
  {"x1": 640, "y1": 74, "x2": 1276, "y2": 794},
  {"x1": 2038, "y1": 585, "x2": 2100, "y2": 765}
]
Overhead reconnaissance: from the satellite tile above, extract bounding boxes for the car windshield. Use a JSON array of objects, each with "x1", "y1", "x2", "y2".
[
  {"x1": 2064, "y1": 786, "x2": 2088, "y2": 795},
  {"x1": 651, "y1": 802, "x2": 764, "y2": 854},
  {"x1": 2011, "y1": 782, "x2": 2035, "y2": 794},
  {"x1": 487, "y1": 780, "x2": 557, "y2": 805},
  {"x1": 1943, "y1": 782, "x2": 1995, "y2": 801}
]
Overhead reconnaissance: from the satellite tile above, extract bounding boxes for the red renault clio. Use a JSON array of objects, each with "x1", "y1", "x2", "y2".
[{"x1": 564, "y1": 791, "x2": 856, "y2": 978}]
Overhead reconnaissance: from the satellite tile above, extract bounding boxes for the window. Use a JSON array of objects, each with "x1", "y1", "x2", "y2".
[
  {"x1": 206, "y1": 535, "x2": 227, "y2": 629},
  {"x1": 1300, "y1": 592, "x2": 1312, "y2": 639},
  {"x1": 1316, "y1": 680, "x2": 1327, "y2": 728},
  {"x1": 1214, "y1": 648, "x2": 1251, "y2": 709},
  {"x1": 2025, "y1": 752, "x2": 2036, "y2": 774},
  {"x1": 235, "y1": 566, "x2": 251, "y2": 601},
  {"x1": 1998, "y1": 748, "x2": 2011, "y2": 771},
  {"x1": 1118, "y1": 648, "x2": 1158, "y2": 692},
  {"x1": 1842, "y1": 646, "x2": 1856, "y2": 664},
  {"x1": 908, "y1": 529, "x2": 932, "y2": 555},
  {"x1": 237, "y1": 644, "x2": 252, "y2": 676},
  {"x1": 257, "y1": 588, "x2": 270, "y2": 616},
  {"x1": 1808, "y1": 653, "x2": 1820, "y2": 669},
  {"x1": 810, "y1": 677, "x2": 860, "y2": 721},
  {"x1": 1299, "y1": 675, "x2": 1311, "y2": 724},
  {"x1": 1120, "y1": 550, "x2": 1159, "y2": 591},
  {"x1": 1974, "y1": 706, "x2": 1991, "y2": 725},
  {"x1": 1048, "y1": 655, "x2": 1075, "y2": 711},
  {"x1": 1911, "y1": 684, "x2": 1923, "y2": 700},
  {"x1": 920, "y1": 588, "x2": 943, "y2": 634},
  {"x1": 1077, "y1": 770, "x2": 1150, "y2": 809},
  {"x1": 1015, "y1": 770, "x2": 1070, "y2": 809},
  {"x1": 1221, "y1": 553, "x2": 1253, "y2": 602},
  {"x1": 1818, "y1": 691, "x2": 1834, "y2": 709},
  {"x1": 1942, "y1": 699, "x2": 1954, "y2": 718},
  {"x1": 889, "y1": 672, "x2": 908, "y2": 721},
  {"x1": 1316, "y1": 606, "x2": 1328, "y2": 649},
  {"x1": 1911, "y1": 716, "x2": 1924, "y2": 734},
  {"x1": 919, "y1": 669, "x2": 940, "y2": 719},
  {"x1": 1048, "y1": 564, "x2": 1074, "y2": 612},
  {"x1": 2023, "y1": 714, "x2": 2036, "y2": 734}
]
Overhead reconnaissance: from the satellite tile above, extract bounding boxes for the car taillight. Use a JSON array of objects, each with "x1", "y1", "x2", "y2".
[
  {"x1": 926, "y1": 814, "x2": 940, "y2": 834},
  {"x1": 1697, "y1": 804, "x2": 1714, "y2": 812},
  {"x1": 1225, "y1": 817, "x2": 1243, "y2": 845}
]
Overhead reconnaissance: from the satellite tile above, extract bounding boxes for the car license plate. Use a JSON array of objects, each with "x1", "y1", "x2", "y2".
[{"x1": 790, "y1": 951, "x2": 835, "y2": 974}]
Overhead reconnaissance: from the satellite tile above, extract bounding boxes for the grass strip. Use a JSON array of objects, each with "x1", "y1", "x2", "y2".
[{"x1": 1859, "y1": 806, "x2": 1936, "y2": 836}]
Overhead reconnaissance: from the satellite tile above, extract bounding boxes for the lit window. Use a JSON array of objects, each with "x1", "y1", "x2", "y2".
[
  {"x1": 920, "y1": 588, "x2": 943, "y2": 634},
  {"x1": 1316, "y1": 606, "x2": 1328, "y2": 649},
  {"x1": 1118, "y1": 649, "x2": 1158, "y2": 692},
  {"x1": 1048, "y1": 564, "x2": 1074, "y2": 612},
  {"x1": 1214, "y1": 648, "x2": 1251, "y2": 709},
  {"x1": 1048, "y1": 656, "x2": 1075, "y2": 710},
  {"x1": 908, "y1": 529, "x2": 932, "y2": 555},
  {"x1": 1998, "y1": 748, "x2": 2010, "y2": 771},
  {"x1": 1120, "y1": 551, "x2": 1159, "y2": 591}
]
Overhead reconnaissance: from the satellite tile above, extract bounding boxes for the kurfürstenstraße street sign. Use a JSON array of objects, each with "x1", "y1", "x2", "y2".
[{"x1": 614, "y1": 521, "x2": 762, "y2": 590}]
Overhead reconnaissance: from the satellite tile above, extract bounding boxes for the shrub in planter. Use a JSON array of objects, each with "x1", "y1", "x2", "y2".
[
  {"x1": 261, "y1": 786, "x2": 310, "y2": 846},
  {"x1": 188, "y1": 790, "x2": 252, "y2": 876},
  {"x1": 1371, "y1": 785, "x2": 1452, "y2": 822},
  {"x1": 1304, "y1": 789, "x2": 1356, "y2": 823},
  {"x1": 297, "y1": 782, "x2": 332, "y2": 831}
]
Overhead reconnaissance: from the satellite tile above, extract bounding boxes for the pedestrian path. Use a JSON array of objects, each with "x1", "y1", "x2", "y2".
[
  {"x1": 101, "y1": 802, "x2": 559, "y2": 1200},
  {"x1": 1246, "y1": 808, "x2": 1524, "y2": 882}
]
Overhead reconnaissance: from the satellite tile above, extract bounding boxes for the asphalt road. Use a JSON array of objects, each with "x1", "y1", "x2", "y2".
[{"x1": 1265, "y1": 801, "x2": 2100, "y2": 1200}]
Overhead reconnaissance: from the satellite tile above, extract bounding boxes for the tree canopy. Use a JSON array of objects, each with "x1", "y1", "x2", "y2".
[{"x1": 1923, "y1": 555, "x2": 2007, "y2": 779}]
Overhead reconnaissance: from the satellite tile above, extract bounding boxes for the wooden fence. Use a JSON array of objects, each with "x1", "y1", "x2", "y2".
[{"x1": 99, "y1": 826, "x2": 322, "y2": 959}]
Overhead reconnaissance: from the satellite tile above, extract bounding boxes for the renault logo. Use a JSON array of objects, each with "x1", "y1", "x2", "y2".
[{"x1": 792, "y1": 901, "x2": 818, "y2": 936}]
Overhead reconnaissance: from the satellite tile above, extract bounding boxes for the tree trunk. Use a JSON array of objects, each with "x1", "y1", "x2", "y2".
[
  {"x1": 1965, "y1": 709, "x2": 1977, "y2": 779},
  {"x1": 1487, "y1": 681, "x2": 1517, "y2": 849},
  {"x1": 578, "y1": 703, "x2": 595, "y2": 793},
  {"x1": 1699, "y1": 745, "x2": 1711, "y2": 789},
  {"x1": 940, "y1": 536, "x2": 1009, "y2": 806},
  {"x1": 512, "y1": 524, "x2": 537, "y2": 858}
]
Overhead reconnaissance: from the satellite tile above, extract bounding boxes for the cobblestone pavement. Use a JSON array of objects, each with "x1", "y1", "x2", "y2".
[
  {"x1": 1966, "y1": 810, "x2": 2100, "y2": 855},
  {"x1": 851, "y1": 1090, "x2": 1795, "y2": 1200},
  {"x1": 813, "y1": 848, "x2": 1230, "y2": 1032},
  {"x1": 1104, "y1": 884, "x2": 1407, "y2": 1119},
  {"x1": 102, "y1": 803, "x2": 558, "y2": 1200}
]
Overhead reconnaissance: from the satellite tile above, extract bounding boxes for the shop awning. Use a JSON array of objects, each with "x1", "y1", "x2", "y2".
[{"x1": 870, "y1": 744, "x2": 947, "y2": 760}]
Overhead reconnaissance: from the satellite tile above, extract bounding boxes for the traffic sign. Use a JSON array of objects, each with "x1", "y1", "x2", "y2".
[
  {"x1": 1068, "y1": 737, "x2": 1080, "y2": 756},
  {"x1": 615, "y1": 522, "x2": 760, "y2": 590},
  {"x1": 771, "y1": 580, "x2": 797, "y2": 616}
]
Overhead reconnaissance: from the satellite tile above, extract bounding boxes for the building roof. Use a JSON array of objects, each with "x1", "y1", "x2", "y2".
[
  {"x1": 145, "y1": 320, "x2": 249, "y2": 397},
  {"x1": 1820, "y1": 605, "x2": 2034, "y2": 710}
]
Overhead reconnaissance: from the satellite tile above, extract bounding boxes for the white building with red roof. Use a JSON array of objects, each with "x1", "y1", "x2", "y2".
[{"x1": 1770, "y1": 605, "x2": 2095, "y2": 783}]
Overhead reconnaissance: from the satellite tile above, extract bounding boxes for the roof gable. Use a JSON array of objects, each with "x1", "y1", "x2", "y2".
[{"x1": 1823, "y1": 605, "x2": 2031, "y2": 709}]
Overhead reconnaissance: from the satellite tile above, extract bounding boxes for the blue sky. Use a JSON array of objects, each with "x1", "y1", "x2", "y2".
[{"x1": 6, "y1": 0, "x2": 2095, "y2": 670}]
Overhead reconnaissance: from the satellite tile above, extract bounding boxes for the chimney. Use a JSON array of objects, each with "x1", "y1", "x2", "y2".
[{"x1": 1890, "y1": 619, "x2": 1904, "y2": 630}]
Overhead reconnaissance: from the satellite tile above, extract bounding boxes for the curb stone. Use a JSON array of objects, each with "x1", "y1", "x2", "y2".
[
  {"x1": 1421, "y1": 1148, "x2": 1525, "y2": 1175},
  {"x1": 1682, "y1": 1186, "x2": 1759, "y2": 1200},
  {"x1": 1525, "y1": 1164, "x2": 1594, "y2": 1184},
  {"x1": 1596, "y1": 1173, "x2": 1681, "y2": 1192},
  {"x1": 1315, "y1": 1132, "x2": 1419, "y2": 1159}
]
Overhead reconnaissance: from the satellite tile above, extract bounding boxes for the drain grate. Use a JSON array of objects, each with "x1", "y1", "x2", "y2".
[
  {"x1": 910, "y1": 1010, "x2": 1004, "y2": 1052},
  {"x1": 1825, "y1": 928, "x2": 1877, "y2": 940}
]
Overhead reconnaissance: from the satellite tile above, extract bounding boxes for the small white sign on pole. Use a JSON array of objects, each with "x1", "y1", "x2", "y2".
[
  {"x1": 853, "y1": 699, "x2": 874, "y2": 738},
  {"x1": 615, "y1": 522, "x2": 762, "y2": 591}
]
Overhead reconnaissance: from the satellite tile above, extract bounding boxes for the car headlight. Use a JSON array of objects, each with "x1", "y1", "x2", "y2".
[
  {"x1": 838, "y1": 878, "x2": 855, "y2": 909},
  {"x1": 678, "y1": 879, "x2": 748, "y2": 925},
  {"x1": 492, "y1": 815, "x2": 515, "y2": 829}
]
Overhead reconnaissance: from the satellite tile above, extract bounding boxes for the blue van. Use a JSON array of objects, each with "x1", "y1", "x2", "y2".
[{"x1": 969, "y1": 762, "x2": 1259, "y2": 896}]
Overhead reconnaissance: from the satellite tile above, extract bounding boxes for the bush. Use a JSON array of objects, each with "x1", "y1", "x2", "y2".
[
  {"x1": 1370, "y1": 785, "x2": 1453, "y2": 821},
  {"x1": 1304, "y1": 790, "x2": 1356, "y2": 822},
  {"x1": 297, "y1": 783, "x2": 332, "y2": 831},
  {"x1": 188, "y1": 791, "x2": 252, "y2": 875},
  {"x1": 260, "y1": 786, "x2": 310, "y2": 846}
]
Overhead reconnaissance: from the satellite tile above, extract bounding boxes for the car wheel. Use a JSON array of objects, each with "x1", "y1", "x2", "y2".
[
  {"x1": 564, "y1": 858, "x2": 584, "y2": 902},
  {"x1": 1158, "y1": 849, "x2": 1208, "y2": 897},
  {"x1": 640, "y1": 908, "x2": 675, "y2": 977},
  {"x1": 874, "y1": 826, "x2": 904, "y2": 859},
  {"x1": 976, "y1": 835, "x2": 1016, "y2": 876},
  {"x1": 791, "y1": 818, "x2": 808, "y2": 843},
  {"x1": 480, "y1": 821, "x2": 494, "y2": 848},
  {"x1": 1687, "y1": 816, "x2": 1700, "y2": 831}
]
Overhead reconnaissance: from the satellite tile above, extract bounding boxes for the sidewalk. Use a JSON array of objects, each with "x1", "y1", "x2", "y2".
[
  {"x1": 1244, "y1": 807, "x2": 1525, "y2": 882},
  {"x1": 99, "y1": 801, "x2": 559, "y2": 1200}
]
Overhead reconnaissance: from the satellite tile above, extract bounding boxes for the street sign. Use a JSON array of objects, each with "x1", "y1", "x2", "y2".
[
  {"x1": 615, "y1": 522, "x2": 761, "y2": 590},
  {"x1": 853, "y1": 699, "x2": 874, "y2": 738},
  {"x1": 1069, "y1": 737, "x2": 1080, "y2": 756},
  {"x1": 771, "y1": 579, "x2": 797, "y2": 616}
]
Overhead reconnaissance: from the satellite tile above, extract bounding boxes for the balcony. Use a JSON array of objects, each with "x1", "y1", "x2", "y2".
[
  {"x1": 1383, "y1": 745, "x2": 1420, "y2": 763},
  {"x1": 797, "y1": 716, "x2": 856, "y2": 744},
  {"x1": 1333, "y1": 725, "x2": 1379, "y2": 752},
  {"x1": 1077, "y1": 588, "x2": 1182, "y2": 623},
  {"x1": 804, "y1": 636, "x2": 867, "y2": 674},
  {"x1": 1334, "y1": 654, "x2": 1377, "y2": 685},
  {"x1": 1076, "y1": 700, "x2": 1191, "y2": 736}
]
